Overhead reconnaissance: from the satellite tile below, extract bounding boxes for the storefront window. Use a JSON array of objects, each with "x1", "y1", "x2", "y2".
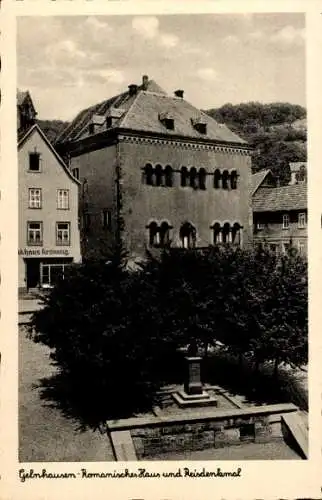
[{"x1": 40, "y1": 263, "x2": 66, "y2": 288}]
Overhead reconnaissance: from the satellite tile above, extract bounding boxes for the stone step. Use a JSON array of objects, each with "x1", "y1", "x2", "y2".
[
  {"x1": 282, "y1": 412, "x2": 308, "y2": 458},
  {"x1": 110, "y1": 430, "x2": 137, "y2": 461}
]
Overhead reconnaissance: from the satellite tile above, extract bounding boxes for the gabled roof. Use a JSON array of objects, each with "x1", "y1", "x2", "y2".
[
  {"x1": 18, "y1": 123, "x2": 80, "y2": 185},
  {"x1": 57, "y1": 78, "x2": 247, "y2": 146},
  {"x1": 17, "y1": 89, "x2": 36, "y2": 113},
  {"x1": 17, "y1": 90, "x2": 29, "y2": 106},
  {"x1": 251, "y1": 169, "x2": 272, "y2": 195},
  {"x1": 253, "y1": 183, "x2": 307, "y2": 212},
  {"x1": 118, "y1": 91, "x2": 246, "y2": 144}
]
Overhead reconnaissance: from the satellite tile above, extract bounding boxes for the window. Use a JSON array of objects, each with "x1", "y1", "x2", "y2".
[
  {"x1": 222, "y1": 170, "x2": 229, "y2": 190},
  {"x1": 29, "y1": 152, "x2": 41, "y2": 172},
  {"x1": 29, "y1": 188, "x2": 42, "y2": 209},
  {"x1": 148, "y1": 222, "x2": 159, "y2": 247},
  {"x1": 180, "y1": 222, "x2": 196, "y2": 249},
  {"x1": 189, "y1": 167, "x2": 197, "y2": 189},
  {"x1": 198, "y1": 168, "x2": 207, "y2": 190},
  {"x1": 222, "y1": 222, "x2": 231, "y2": 243},
  {"x1": 298, "y1": 241, "x2": 306, "y2": 256},
  {"x1": 298, "y1": 212, "x2": 306, "y2": 228},
  {"x1": 230, "y1": 170, "x2": 238, "y2": 190},
  {"x1": 41, "y1": 263, "x2": 68, "y2": 288},
  {"x1": 232, "y1": 223, "x2": 242, "y2": 245},
  {"x1": 159, "y1": 221, "x2": 171, "y2": 247},
  {"x1": 282, "y1": 214, "x2": 290, "y2": 229},
  {"x1": 181, "y1": 167, "x2": 189, "y2": 187},
  {"x1": 212, "y1": 223, "x2": 222, "y2": 244},
  {"x1": 214, "y1": 169, "x2": 221, "y2": 189},
  {"x1": 282, "y1": 242, "x2": 290, "y2": 255},
  {"x1": 164, "y1": 118, "x2": 174, "y2": 130},
  {"x1": 145, "y1": 164, "x2": 154, "y2": 185},
  {"x1": 27, "y1": 221, "x2": 43, "y2": 245},
  {"x1": 72, "y1": 168, "x2": 79, "y2": 180},
  {"x1": 155, "y1": 165, "x2": 163, "y2": 187},
  {"x1": 102, "y1": 209, "x2": 112, "y2": 229},
  {"x1": 56, "y1": 222, "x2": 70, "y2": 246},
  {"x1": 57, "y1": 189, "x2": 69, "y2": 210},
  {"x1": 164, "y1": 166, "x2": 173, "y2": 187}
]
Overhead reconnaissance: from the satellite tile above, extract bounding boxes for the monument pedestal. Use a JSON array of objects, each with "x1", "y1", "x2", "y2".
[{"x1": 173, "y1": 356, "x2": 218, "y2": 408}]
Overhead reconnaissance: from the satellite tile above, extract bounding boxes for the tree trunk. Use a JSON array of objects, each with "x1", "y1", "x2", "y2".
[
  {"x1": 273, "y1": 358, "x2": 279, "y2": 378},
  {"x1": 204, "y1": 342, "x2": 208, "y2": 358},
  {"x1": 254, "y1": 358, "x2": 260, "y2": 374},
  {"x1": 238, "y1": 352, "x2": 243, "y2": 368}
]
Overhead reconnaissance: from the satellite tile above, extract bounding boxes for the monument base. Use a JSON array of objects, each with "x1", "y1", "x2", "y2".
[{"x1": 172, "y1": 389, "x2": 218, "y2": 408}]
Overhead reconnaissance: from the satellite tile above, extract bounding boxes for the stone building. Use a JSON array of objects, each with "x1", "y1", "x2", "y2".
[
  {"x1": 252, "y1": 163, "x2": 307, "y2": 256},
  {"x1": 18, "y1": 91, "x2": 81, "y2": 291},
  {"x1": 56, "y1": 76, "x2": 253, "y2": 261}
]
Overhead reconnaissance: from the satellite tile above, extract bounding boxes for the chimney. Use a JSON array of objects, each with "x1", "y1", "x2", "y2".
[
  {"x1": 142, "y1": 75, "x2": 149, "y2": 91},
  {"x1": 174, "y1": 89, "x2": 184, "y2": 98},
  {"x1": 289, "y1": 162, "x2": 300, "y2": 185},
  {"x1": 128, "y1": 84, "x2": 138, "y2": 96}
]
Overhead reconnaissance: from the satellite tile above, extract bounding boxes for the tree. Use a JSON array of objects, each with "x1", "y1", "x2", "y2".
[
  {"x1": 206, "y1": 102, "x2": 307, "y2": 185},
  {"x1": 28, "y1": 245, "x2": 307, "y2": 423}
]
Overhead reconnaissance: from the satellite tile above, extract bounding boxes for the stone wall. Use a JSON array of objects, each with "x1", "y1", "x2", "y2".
[{"x1": 131, "y1": 414, "x2": 284, "y2": 459}]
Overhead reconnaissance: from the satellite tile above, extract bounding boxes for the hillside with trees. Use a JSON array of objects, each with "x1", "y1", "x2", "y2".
[
  {"x1": 37, "y1": 119, "x2": 69, "y2": 144},
  {"x1": 206, "y1": 102, "x2": 307, "y2": 185}
]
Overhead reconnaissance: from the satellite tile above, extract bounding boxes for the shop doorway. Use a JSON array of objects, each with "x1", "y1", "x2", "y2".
[{"x1": 26, "y1": 259, "x2": 40, "y2": 289}]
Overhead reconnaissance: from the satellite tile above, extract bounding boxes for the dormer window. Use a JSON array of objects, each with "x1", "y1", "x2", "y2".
[
  {"x1": 191, "y1": 117, "x2": 207, "y2": 135},
  {"x1": 159, "y1": 112, "x2": 174, "y2": 130}
]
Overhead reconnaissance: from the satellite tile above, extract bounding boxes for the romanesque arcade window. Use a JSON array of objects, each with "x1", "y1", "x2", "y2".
[
  {"x1": 212, "y1": 222, "x2": 242, "y2": 246},
  {"x1": 144, "y1": 164, "x2": 173, "y2": 187},
  {"x1": 180, "y1": 222, "x2": 196, "y2": 249},
  {"x1": 181, "y1": 167, "x2": 207, "y2": 190},
  {"x1": 147, "y1": 221, "x2": 172, "y2": 248},
  {"x1": 213, "y1": 169, "x2": 238, "y2": 190}
]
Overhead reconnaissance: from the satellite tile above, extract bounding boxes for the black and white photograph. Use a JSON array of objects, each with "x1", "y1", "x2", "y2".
[{"x1": 15, "y1": 11, "x2": 310, "y2": 467}]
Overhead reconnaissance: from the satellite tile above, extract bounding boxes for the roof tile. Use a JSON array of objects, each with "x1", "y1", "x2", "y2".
[{"x1": 253, "y1": 183, "x2": 307, "y2": 212}]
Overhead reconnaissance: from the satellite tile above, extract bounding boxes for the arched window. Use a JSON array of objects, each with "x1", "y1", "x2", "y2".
[
  {"x1": 232, "y1": 222, "x2": 241, "y2": 245},
  {"x1": 160, "y1": 221, "x2": 171, "y2": 247},
  {"x1": 145, "y1": 164, "x2": 154, "y2": 185},
  {"x1": 212, "y1": 222, "x2": 222, "y2": 245},
  {"x1": 230, "y1": 170, "x2": 238, "y2": 190},
  {"x1": 155, "y1": 164, "x2": 163, "y2": 187},
  {"x1": 222, "y1": 222, "x2": 231, "y2": 243},
  {"x1": 165, "y1": 165, "x2": 173, "y2": 187},
  {"x1": 198, "y1": 168, "x2": 207, "y2": 190},
  {"x1": 190, "y1": 167, "x2": 197, "y2": 188},
  {"x1": 180, "y1": 222, "x2": 196, "y2": 249},
  {"x1": 181, "y1": 167, "x2": 189, "y2": 187},
  {"x1": 222, "y1": 170, "x2": 229, "y2": 190},
  {"x1": 214, "y1": 169, "x2": 221, "y2": 189},
  {"x1": 148, "y1": 222, "x2": 159, "y2": 247}
]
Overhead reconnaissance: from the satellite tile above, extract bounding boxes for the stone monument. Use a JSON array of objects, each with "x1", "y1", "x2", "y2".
[{"x1": 172, "y1": 348, "x2": 218, "y2": 408}]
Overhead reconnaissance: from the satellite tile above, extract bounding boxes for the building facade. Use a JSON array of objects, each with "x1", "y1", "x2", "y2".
[
  {"x1": 252, "y1": 163, "x2": 307, "y2": 256},
  {"x1": 18, "y1": 93, "x2": 81, "y2": 291},
  {"x1": 57, "y1": 76, "x2": 253, "y2": 261}
]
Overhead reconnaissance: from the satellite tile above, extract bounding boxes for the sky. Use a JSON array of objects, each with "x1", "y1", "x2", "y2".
[{"x1": 17, "y1": 13, "x2": 305, "y2": 121}]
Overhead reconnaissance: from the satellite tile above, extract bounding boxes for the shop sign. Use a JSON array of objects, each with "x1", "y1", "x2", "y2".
[{"x1": 18, "y1": 248, "x2": 70, "y2": 257}]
